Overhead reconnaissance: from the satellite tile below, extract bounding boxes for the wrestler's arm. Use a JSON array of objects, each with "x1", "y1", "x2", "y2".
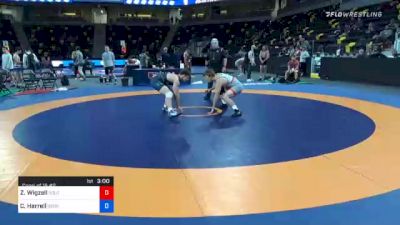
[
  {"x1": 209, "y1": 79, "x2": 222, "y2": 113},
  {"x1": 170, "y1": 74, "x2": 181, "y2": 109}
]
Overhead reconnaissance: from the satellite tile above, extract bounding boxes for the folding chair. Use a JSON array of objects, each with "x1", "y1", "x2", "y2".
[
  {"x1": 22, "y1": 69, "x2": 40, "y2": 91},
  {"x1": 0, "y1": 70, "x2": 12, "y2": 95},
  {"x1": 40, "y1": 68, "x2": 58, "y2": 89}
]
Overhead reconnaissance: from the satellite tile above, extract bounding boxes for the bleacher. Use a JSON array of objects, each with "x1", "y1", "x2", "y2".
[
  {"x1": 0, "y1": 19, "x2": 19, "y2": 51},
  {"x1": 171, "y1": 1, "x2": 399, "y2": 57},
  {"x1": 106, "y1": 25, "x2": 169, "y2": 58},
  {"x1": 24, "y1": 25, "x2": 94, "y2": 59}
]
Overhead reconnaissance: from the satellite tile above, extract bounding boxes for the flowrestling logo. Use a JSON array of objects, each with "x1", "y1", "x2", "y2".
[{"x1": 325, "y1": 11, "x2": 382, "y2": 18}]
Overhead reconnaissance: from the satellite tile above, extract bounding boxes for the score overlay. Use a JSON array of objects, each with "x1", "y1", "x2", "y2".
[{"x1": 18, "y1": 177, "x2": 114, "y2": 213}]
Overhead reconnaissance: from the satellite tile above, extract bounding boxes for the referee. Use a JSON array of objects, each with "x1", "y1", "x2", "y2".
[{"x1": 204, "y1": 38, "x2": 227, "y2": 100}]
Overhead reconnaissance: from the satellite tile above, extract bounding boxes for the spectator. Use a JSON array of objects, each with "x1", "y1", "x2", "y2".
[
  {"x1": 356, "y1": 48, "x2": 367, "y2": 58},
  {"x1": 83, "y1": 57, "x2": 94, "y2": 77},
  {"x1": 72, "y1": 46, "x2": 85, "y2": 80},
  {"x1": 388, "y1": 19, "x2": 398, "y2": 30},
  {"x1": 394, "y1": 28, "x2": 400, "y2": 56},
  {"x1": 313, "y1": 52, "x2": 322, "y2": 74},
  {"x1": 183, "y1": 48, "x2": 192, "y2": 71},
  {"x1": 244, "y1": 44, "x2": 256, "y2": 82},
  {"x1": 12, "y1": 48, "x2": 22, "y2": 86},
  {"x1": 381, "y1": 40, "x2": 395, "y2": 58},
  {"x1": 278, "y1": 46, "x2": 287, "y2": 57},
  {"x1": 161, "y1": 47, "x2": 171, "y2": 68},
  {"x1": 369, "y1": 45, "x2": 387, "y2": 58},
  {"x1": 71, "y1": 48, "x2": 78, "y2": 76},
  {"x1": 23, "y1": 49, "x2": 39, "y2": 71},
  {"x1": 366, "y1": 22, "x2": 375, "y2": 35},
  {"x1": 258, "y1": 45, "x2": 270, "y2": 81},
  {"x1": 123, "y1": 58, "x2": 137, "y2": 77},
  {"x1": 288, "y1": 45, "x2": 296, "y2": 57},
  {"x1": 234, "y1": 46, "x2": 246, "y2": 75},
  {"x1": 354, "y1": 17, "x2": 363, "y2": 31},
  {"x1": 41, "y1": 52, "x2": 52, "y2": 68},
  {"x1": 13, "y1": 48, "x2": 22, "y2": 66},
  {"x1": 170, "y1": 47, "x2": 181, "y2": 68},
  {"x1": 102, "y1": 45, "x2": 116, "y2": 84},
  {"x1": 139, "y1": 50, "x2": 150, "y2": 69},
  {"x1": 2, "y1": 46, "x2": 13, "y2": 72},
  {"x1": 298, "y1": 35, "x2": 310, "y2": 50},
  {"x1": 285, "y1": 55, "x2": 300, "y2": 82},
  {"x1": 380, "y1": 25, "x2": 394, "y2": 39},
  {"x1": 336, "y1": 45, "x2": 343, "y2": 57},
  {"x1": 299, "y1": 47, "x2": 310, "y2": 76}
]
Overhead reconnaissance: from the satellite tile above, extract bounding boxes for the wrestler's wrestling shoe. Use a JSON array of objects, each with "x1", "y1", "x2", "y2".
[
  {"x1": 162, "y1": 105, "x2": 168, "y2": 112},
  {"x1": 219, "y1": 103, "x2": 228, "y2": 111},
  {"x1": 168, "y1": 109, "x2": 181, "y2": 118},
  {"x1": 231, "y1": 109, "x2": 242, "y2": 117}
]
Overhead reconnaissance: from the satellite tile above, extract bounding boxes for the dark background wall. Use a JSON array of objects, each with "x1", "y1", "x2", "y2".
[{"x1": 320, "y1": 58, "x2": 400, "y2": 86}]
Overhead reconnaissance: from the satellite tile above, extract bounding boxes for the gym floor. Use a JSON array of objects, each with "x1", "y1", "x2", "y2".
[{"x1": 1, "y1": 68, "x2": 400, "y2": 225}]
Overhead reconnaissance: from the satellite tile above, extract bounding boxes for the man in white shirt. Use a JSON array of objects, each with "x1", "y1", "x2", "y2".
[
  {"x1": 102, "y1": 45, "x2": 116, "y2": 84},
  {"x1": 245, "y1": 45, "x2": 257, "y2": 82},
  {"x1": 299, "y1": 48, "x2": 310, "y2": 77}
]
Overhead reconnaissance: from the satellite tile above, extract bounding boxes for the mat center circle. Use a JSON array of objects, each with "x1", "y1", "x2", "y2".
[{"x1": 180, "y1": 106, "x2": 222, "y2": 117}]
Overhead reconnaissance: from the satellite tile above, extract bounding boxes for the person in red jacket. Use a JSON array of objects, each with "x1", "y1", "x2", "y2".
[{"x1": 285, "y1": 55, "x2": 300, "y2": 82}]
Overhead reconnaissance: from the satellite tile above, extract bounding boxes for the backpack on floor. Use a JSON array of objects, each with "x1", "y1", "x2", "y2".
[{"x1": 61, "y1": 75, "x2": 69, "y2": 86}]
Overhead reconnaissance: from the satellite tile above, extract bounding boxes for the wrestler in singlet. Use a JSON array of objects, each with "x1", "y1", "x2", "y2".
[
  {"x1": 215, "y1": 73, "x2": 243, "y2": 96},
  {"x1": 150, "y1": 72, "x2": 172, "y2": 91},
  {"x1": 260, "y1": 45, "x2": 270, "y2": 65}
]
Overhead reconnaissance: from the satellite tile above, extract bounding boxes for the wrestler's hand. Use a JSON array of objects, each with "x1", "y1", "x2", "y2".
[
  {"x1": 177, "y1": 107, "x2": 184, "y2": 113},
  {"x1": 205, "y1": 89, "x2": 212, "y2": 94}
]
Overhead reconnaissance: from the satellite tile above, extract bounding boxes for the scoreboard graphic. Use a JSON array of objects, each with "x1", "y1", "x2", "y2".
[
  {"x1": 6, "y1": 0, "x2": 222, "y2": 5},
  {"x1": 18, "y1": 177, "x2": 114, "y2": 214}
]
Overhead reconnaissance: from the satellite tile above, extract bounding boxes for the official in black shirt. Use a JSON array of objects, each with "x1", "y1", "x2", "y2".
[{"x1": 204, "y1": 38, "x2": 227, "y2": 100}]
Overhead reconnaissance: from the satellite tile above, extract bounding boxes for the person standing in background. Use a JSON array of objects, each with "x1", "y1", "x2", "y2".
[
  {"x1": 258, "y1": 45, "x2": 270, "y2": 81},
  {"x1": 2, "y1": 46, "x2": 14, "y2": 72},
  {"x1": 183, "y1": 48, "x2": 192, "y2": 71},
  {"x1": 102, "y1": 45, "x2": 116, "y2": 84},
  {"x1": 139, "y1": 50, "x2": 150, "y2": 69},
  {"x1": 23, "y1": 49, "x2": 39, "y2": 71},
  {"x1": 204, "y1": 38, "x2": 227, "y2": 100},
  {"x1": 299, "y1": 47, "x2": 310, "y2": 77},
  {"x1": 13, "y1": 48, "x2": 21, "y2": 66},
  {"x1": 71, "y1": 48, "x2": 78, "y2": 78},
  {"x1": 12, "y1": 48, "x2": 22, "y2": 86},
  {"x1": 171, "y1": 47, "x2": 181, "y2": 68},
  {"x1": 2, "y1": 47, "x2": 13, "y2": 87},
  {"x1": 161, "y1": 47, "x2": 170, "y2": 68},
  {"x1": 83, "y1": 57, "x2": 94, "y2": 77},
  {"x1": 234, "y1": 45, "x2": 247, "y2": 76},
  {"x1": 41, "y1": 51, "x2": 52, "y2": 68},
  {"x1": 244, "y1": 45, "x2": 256, "y2": 82},
  {"x1": 73, "y1": 46, "x2": 85, "y2": 81}
]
